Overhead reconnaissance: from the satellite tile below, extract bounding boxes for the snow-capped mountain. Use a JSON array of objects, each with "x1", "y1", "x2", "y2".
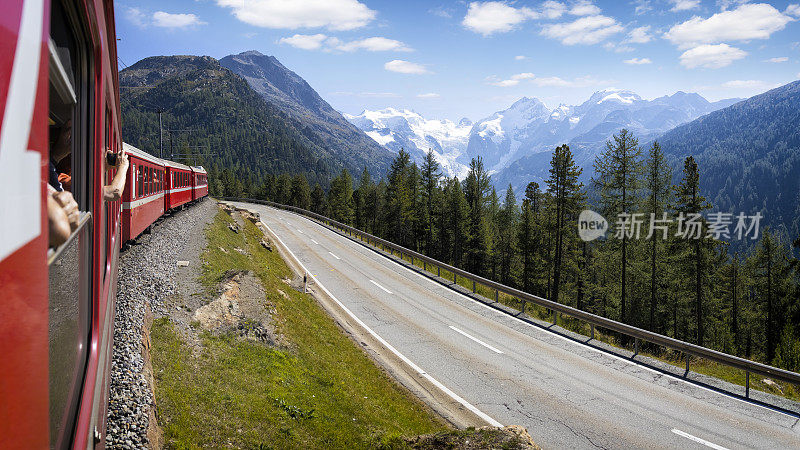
[
  {"x1": 343, "y1": 108, "x2": 472, "y2": 178},
  {"x1": 346, "y1": 89, "x2": 739, "y2": 189},
  {"x1": 490, "y1": 89, "x2": 740, "y2": 195}
]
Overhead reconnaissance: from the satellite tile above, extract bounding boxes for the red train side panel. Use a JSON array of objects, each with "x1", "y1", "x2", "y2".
[
  {"x1": 1, "y1": 0, "x2": 123, "y2": 448},
  {"x1": 121, "y1": 143, "x2": 165, "y2": 242},
  {"x1": 165, "y1": 160, "x2": 193, "y2": 210},
  {"x1": 191, "y1": 165, "x2": 208, "y2": 201}
]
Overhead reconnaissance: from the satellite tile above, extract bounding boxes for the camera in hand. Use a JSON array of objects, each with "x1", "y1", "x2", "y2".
[{"x1": 106, "y1": 152, "x2": 118, "y2": 167}]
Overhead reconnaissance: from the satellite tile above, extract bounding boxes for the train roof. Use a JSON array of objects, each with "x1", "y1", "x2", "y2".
[
  {"x1": 190, "y1": 165, "x2": 207, "y2": 174},
  {"x1": 162, "y1": 159, "x2": 192, "y2": 171},
  {"x1": 123, "y1": 142, "x2": 164, "y2": 166}
]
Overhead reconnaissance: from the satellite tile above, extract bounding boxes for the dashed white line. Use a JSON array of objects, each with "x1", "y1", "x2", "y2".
[
  {"x1": 311, "y1": 239, "x2": 319, "y2": 245},
  {"x1": 449, "y1": 326, "x2": 504, "y2": 354},
  {"x1": 671, "y1": 429, "x2": 729, "y2": 450},
  {"x1": 297, "y1": 229, "x2": 304, "y2": 234},
  {"x1": 328, "y1": 251, "x2": 340, "y2": 260},
  {"x1": 370, "y1": 279, "x2": 393, "y2": 294}
]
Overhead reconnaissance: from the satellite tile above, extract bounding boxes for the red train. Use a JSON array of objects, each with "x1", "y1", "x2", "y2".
[
  {"x1": 0, "y1": 0, "x2": 207, "y2": 448},
  {"x1": 121, "y1": 143, "x2": 208, "y2": 243}
]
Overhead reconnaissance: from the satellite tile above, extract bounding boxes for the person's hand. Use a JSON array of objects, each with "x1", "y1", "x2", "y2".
[
  {"x1": 48, "y1": 194, "x2": 70, "y2": 248},
  {"x1": 52, "y1": 190, "x2": 80, "y2": 231},
  {"x1": 118, "y1": 149, "x2": 129, "y2": 170}
]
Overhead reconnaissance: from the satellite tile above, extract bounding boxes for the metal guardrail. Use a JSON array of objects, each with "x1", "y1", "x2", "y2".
[{"x1": 221, "y1": 197, "x2": 800, "y2": 396}]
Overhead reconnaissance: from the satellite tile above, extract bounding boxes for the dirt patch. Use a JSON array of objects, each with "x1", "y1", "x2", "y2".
[
  {"x1": 192, "y1": 270, "x2": 283, "y2": 346},
  {"x1": 400, "y1": 425, "x2": 540, "y2": 449}
]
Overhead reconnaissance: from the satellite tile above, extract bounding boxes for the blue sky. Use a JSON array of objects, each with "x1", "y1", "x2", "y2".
[{"x1": 116, "y1": 0, "x2": 800, "y2": 121}]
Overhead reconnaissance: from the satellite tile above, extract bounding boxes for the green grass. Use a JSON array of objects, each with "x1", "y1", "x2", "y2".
[
  {"x1": 336, "y1": 224, "x2": 800, "y2": 404},
  {"x1": 151, "y1": 210, "x2": 447, "y2": 449}
]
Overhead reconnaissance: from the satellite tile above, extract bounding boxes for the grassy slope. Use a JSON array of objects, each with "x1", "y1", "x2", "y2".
[{"x1": 151, "y1": 210, "x2": 447, "y2": 449}]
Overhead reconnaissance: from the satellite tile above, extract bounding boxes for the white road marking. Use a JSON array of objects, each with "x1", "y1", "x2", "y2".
[
  {"x1": 328, "y1": 251, "x2": 340, "y2": 260},
  {"x1": 311, "y1": 239, "x2": 319, "y2": 245},
  {"x1": 255, "y1": 204, "x2": 792, "y2": 420},
  {"x1": 260, "y1": 218, "x2": 502, "y2": 428},
  {"x1": 449, "y1": 326, "x2": 504, "y2": 354},
  {"x1": 370, "y1": 279, "x2": 393, "y2": 295},
  {"x1": 297, "y1": 229, "x2": 304, "y2": 234},
  {"x1": 671, "y1": 429, "x2": 729, "y2": 450}
]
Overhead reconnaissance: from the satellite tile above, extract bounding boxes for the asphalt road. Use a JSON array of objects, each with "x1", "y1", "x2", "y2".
[{"x1": 232, "y1": 202, "x2": 800, "y2": 449}]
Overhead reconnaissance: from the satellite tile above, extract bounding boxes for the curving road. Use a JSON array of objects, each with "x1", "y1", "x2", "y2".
[{"x1": 231, "y1": 201, "x2": 800, "y2": 449}]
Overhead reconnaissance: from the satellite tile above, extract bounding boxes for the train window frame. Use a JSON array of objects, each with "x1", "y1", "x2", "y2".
[{"x1": 47, "y1": 0, "x2": 96, "y2": 446}]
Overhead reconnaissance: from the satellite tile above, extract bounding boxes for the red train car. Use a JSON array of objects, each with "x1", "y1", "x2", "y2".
[
  {"x1": 121, "y1": 143, "x2": 165, "y2": 243},
  {"x1": 191, "y1": 165, "x2": 208, "y2": 201},
  {"x1": 165, "y1": 160, "x2": 193, "y2": 210},
  {"x1": 0, "y1": 0, "x2": 123, "y2": 448}
]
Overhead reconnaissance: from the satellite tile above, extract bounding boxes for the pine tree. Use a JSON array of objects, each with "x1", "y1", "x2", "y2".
[
  {"x1": 519, "y1": 182, "x2": 541, "y2": 294},
  {"x1": 498, "y1": 185, "x2": 518, "y2": 286},
  {"x1": 328, "y1": 169, "x2": 354, "y2": 224},
  {"x1": 464, "y1": 157, "x2": 492, "y2": 276},
  {"x1": 385, "y1": 149, "x2": 417, "y2": 248},
  {"x1": 546, "y1": 144, "x2": 584, "y2": 305},
  {"x1": 289, "y1": 174, "x2": 311, "y2": 210},
  {"x1": 643, "y1": 141, "x2": 673, "y2": 331},
  {"x1": 673, "y1": 156, "x2": 713, "y2": 346},
  {"x1": 420, "y1": 150, "x2": 442, "y2": 256},
  {"x1": 592, "y1": 129, "x2": 643, "y2": 323},
  {"x1": 310, "y1": 183, "x2": 328, "y2": 216}
]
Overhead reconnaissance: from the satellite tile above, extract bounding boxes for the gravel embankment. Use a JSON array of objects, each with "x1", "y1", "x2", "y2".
[{"x1": 106, "y1": 199, "x2": 215, "y2": 449}]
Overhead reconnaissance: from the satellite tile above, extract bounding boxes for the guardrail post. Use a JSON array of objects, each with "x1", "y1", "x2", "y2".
[
  {"x1": 685, "y1": 354, "x2": 690, "y2": 375},
  {"x1": 472, "y1": 280, "x2": 476, "y2": 293},
  {"x1": 590, "y1": 324, "x2": 595, "y2": 340},
  {"x1": 411, "y1": 255, "x2": 414, "y2": 266},
  {"x1": 495, "y1": 289, "x2": 499, "y2": 303},
  {"x1": 746, "y1": 371, "x2": 750, "y2": 398},
  {"x1": 521, "y1": 299, "x2": 526, "y2": 314},
  {"x1": 423, "y1": 261, "x2": 426, "y2": 271},
  {"x1": 552, "y1": 309, "x2": 557, "y2": 325},
  {"x1": 634, "y1": 338, "x2": 639, "y2": 356},
  {"x1": 454, "y1": 272, "x2": 457, "y2": 284},
  {"x1": 437, "y1": 266, "x2": 440, "y2": 278}
]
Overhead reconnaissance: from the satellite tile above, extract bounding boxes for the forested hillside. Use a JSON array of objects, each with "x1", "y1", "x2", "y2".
[
  {"x1": 121, "y1": 55, "x2": 352, "y2": 192},
  {"x1": 659, "y1": 80, "x2": 800, "y2": 245},
  {"x1": 258, "y1": 131, "x2": 800, "y2": 377}
]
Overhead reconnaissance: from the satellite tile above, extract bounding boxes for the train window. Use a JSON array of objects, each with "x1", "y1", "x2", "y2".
[
  {"x1": 138, "y1": 165, "x2": 143, "y2": 198},
  {"x1": 47, "y1": 0, "x2": 94, "y2": 447}
]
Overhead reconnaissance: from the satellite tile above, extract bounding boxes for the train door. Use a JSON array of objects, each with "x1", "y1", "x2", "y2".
[{"x1": 47, "y1": 0, "x2": 94, "y2": 447}]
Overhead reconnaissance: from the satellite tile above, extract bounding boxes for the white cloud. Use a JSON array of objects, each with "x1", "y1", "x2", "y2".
[
  {"x1": 488, "y1": 73, "x2": 606, "y2": 87},
  {"x1": 766, "y1": 56, "x2": 789, "y2": 63},
  {"x1": 515, "y1": 55, "x2": 528, "y2": 60},
  {"x1": 679, "y1": 43, "x2": 747, "y2": 68},
  {"x1": 721, "y1": 79, "x2": 773, "y2": 88},
  {"x1": 542, "y1": 1, "x2": 567, "y2": 19},
  {"x1": 278, "y1": 34, "x2": 328, "y2": 50},
  {"x1": 462, "y1": 1, "x2": 539, "y2": 36},
  {"x1": 786, "y1": 4, "x2": 800, "y2": 17},
  {"x1": 278, "y1": 34, "x2": 411, "y2": 52},
  {"x1": 215, "y1": 0, "x2": 375, "y2": 31},
  {"x1": 570, "y1": 1, "x2": 601, "y2": 16},
  {"x1": 670, "y1": 0, "x2": 700, "y2": 12},
  {"x1": 152, "y1": 11, "x2": 206, "y2": 28},
  {"x1": 489, "y1": 72, "x2": 536, "y2": 86},
  {"x1": 624, "y1": 26, "x2": 652, "y2": 44},
  {"x1": 541, "y1": 15, "x2": 623, "y2": 45},
  {"x1": 126, "y1": 7, "x2": 147, "y2": 27},
  {"x1": 417, "y1": 93, "x2": 441, "y2": 99},
  {"x1": 624, "y1": 57, "x2": 652, "y2": 64},
  {"x1": 664, "y1": 3, "x2": 793, "y2": 49},
  {"x1": 334, "y1": 37, "x2": 412, "y2": 52},
  {"x1": 384, "y1": 60, "x2": 430, "y2": 74},
  {"x1": 633, "y1": 0, "x2": 652, "y2": 15}
]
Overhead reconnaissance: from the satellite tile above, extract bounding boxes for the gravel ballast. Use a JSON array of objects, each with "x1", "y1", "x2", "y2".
[{"x1": 105, "y1": 199, "x2": 215, "y2": 449}]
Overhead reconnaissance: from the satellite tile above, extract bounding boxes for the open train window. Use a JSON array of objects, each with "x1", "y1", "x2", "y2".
[{"x1": 47, "y1": 0, "x2": 94, "y2": 447}]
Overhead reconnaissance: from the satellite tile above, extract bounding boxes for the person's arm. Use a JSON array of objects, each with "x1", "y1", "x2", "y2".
[
  {"x1": 103, "y1": 150, "x2": 129, "y2": 202},
  {"x1": 48, "y1": 185, "x2": 71, "y2": 248}
]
